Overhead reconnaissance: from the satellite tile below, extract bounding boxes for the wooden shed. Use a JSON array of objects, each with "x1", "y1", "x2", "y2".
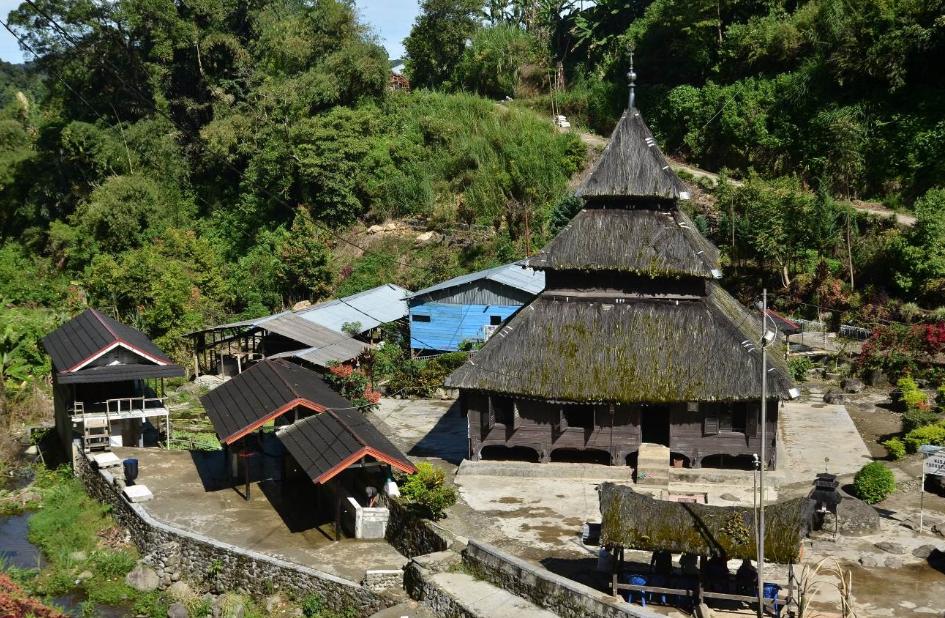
[{"x1": 445, "y1": 102, "x2": 794, "y2": 470}]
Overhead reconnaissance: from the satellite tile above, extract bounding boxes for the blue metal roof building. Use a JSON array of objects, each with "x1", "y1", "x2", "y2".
[{"x1": 408, "y1": 262, "x2": 545, "y2": 352}]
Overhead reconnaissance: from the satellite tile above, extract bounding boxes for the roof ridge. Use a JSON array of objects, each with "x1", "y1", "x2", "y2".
[
  {"x1": 269, "y1": 358, "x2": 303, "y2": 400},
  {"x1": 89, "y1": 308, "x2": 120, "y2": 342},
  {"x1": 324, "y1": 408, "x2": 370, "y2": 449}
]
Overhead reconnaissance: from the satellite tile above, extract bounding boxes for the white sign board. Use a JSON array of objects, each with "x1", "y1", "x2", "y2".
[{"x1": 924, "y1": 452, "x2": 945, "y2": 477}]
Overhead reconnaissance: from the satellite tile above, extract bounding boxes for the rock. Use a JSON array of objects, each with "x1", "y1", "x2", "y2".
[
  {"x1": 694, "y1": 602, "x2": 715, "y2": 618},
  {"x1": 824, "y1": 495, "x2": 880, "y2": 537},
  {"x1": 823, "y1": 388, "x2": 846, "y2": 404},
  {"x1": 866, "y1": 368, "x2": 890, "y2": 387},
  {"x1": 912, "y1": 544, "x2": 939, "y2": 559},
  {"x1": 264, "y1": 595, "x2": 282, "y2": 613},
  {"x1": 415, "y1": 230, "x2": 442, "y2": 244},
  {"x1": 874, "y1": 541, "x2": 907, "y2": 555},
  {"x1": 69, "y1": 550, "x2": 87, "y2": 562},
  {"x1": 367, "y1": 224, "x2": 385, "y2": 234},
  {"x1": 24, "y1": 445, "x2": 38, "y2": 456},
  {"x1": 858, "y1": 554, "x2": 881, "y2": 567},
  {"x1": 167, "y1": 603, "x2": 188, "y2": 618},
  {"x1": 125, "y1": 563, "x2": 160, "y2": 592},
  {"x1": 931, "y1": 523, "x2": 945, "y2": 538},
  {"x1": 77, "y1": 570, "x2": 93, "y2": 581},
  {"x1": 166, "y1": 581, "x2": 193, "y2": 602},
  {"x1": 720, "y1": 493, "x2": 740, "y2": 502},
  {"x1": 884, "y1": 556, "x2": 903, "y2": 569},
  {"x1": 841, "y1": 377, "x2": 865, "y2": 393},
  {"x1": 292, "y1": 300, "x2": 311, "y2": 311}
]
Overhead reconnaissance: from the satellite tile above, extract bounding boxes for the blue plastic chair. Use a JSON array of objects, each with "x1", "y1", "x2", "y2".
[
  {"x1": 622, "y1": 574, "x2": 649, "y2": 606},
  {"x1": 763, "y1": 582, "x2": 782, "y2": 617}
]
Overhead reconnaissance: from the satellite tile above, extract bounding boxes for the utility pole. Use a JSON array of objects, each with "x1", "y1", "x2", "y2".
[{"x1": 757, "y1": 288, "x2": 769, "y2": 617}]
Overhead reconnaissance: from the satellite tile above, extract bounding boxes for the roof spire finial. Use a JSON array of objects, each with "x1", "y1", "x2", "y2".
[{"x1": 627, "y1": 49, "x2": 637, "y2": 110}]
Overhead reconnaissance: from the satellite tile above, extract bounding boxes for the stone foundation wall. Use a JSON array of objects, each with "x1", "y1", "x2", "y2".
[
  {"x1": 384, "y1": 497, "x2": 454, "y2": 557},
  {"x1": 403, "y1": 551, "x2": 476, "y2": 618},
  {"x1": 462, "y1": 539, "x2": 660, "y2": 618},
  {"x1": 74, "y1": 449, "x2": 386, "y2": 616}
]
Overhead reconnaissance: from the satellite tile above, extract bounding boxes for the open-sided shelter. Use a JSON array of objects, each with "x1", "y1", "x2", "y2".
[
  {"x1": 42, "y1": 308, "x2": 184, "y2": 451},
  {"x1": 200, "y1": 358, "x2": 415, "y2": 537},
  {"x1": 446, "y1": 82, "x2": 794, "y2": 470},
  {"x1": 187, "y1": 311, "x2": 370, "y2": 377}
]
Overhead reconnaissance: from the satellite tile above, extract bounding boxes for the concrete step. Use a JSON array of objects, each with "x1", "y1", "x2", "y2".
[
  {"x1": 457, "y1": 459, "x2": 632, "y2": 481},
  {"x1": 636, "y1": 443, "x2": 670, "y2": 487},
  {"x1": 429, "y1": 572, "x2": 559, "y2": 618}
]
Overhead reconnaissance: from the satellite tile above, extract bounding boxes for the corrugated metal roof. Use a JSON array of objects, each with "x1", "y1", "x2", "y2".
[
  {"x1": 296, "y1": 284, "x2": 411, "y2": 334},
  {"x1": 269, "y1": 337, "x2": 371, "y2": 367},
  {"x1": 201, "y1": 359, "x2": 354, "y2": 443},
  {"x1": 409, "y1": 262, "x2": 545, "y2": 299},
  {"x1": 42, "y1": 308, "x2": 178, "y2": 374},
  {"x1": 277, "y1": 407, "x2": 415, "y2": 484}
]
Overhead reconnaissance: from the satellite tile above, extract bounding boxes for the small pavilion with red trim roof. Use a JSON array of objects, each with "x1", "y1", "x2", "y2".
[{"x1": 200, "y1": 359, "x2": 415, "y2": 537}]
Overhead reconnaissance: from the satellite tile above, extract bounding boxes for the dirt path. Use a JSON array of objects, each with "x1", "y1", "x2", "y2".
[{"x1": 563, "y1": 125, "x2": 917, "y2": 227}]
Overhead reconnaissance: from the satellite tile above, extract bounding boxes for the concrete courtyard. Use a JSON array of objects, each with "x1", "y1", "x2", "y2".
[{"x1": 114, "y1": 446, "x2": 407, "y2": 582}]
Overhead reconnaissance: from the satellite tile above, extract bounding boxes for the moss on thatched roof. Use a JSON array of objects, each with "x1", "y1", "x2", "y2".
[
  {"x1": 526, "y1": 208, "x2": 720, "y2": 277},
  {"x1": 599, "y1": 483, "x2": 813, "y2": 563},
  {"x1": 445, "y1": 282, "x2": 793, "y2": 403},
  {"x1": 577, "y1": 109, "x2": 688, "y2": 200}
]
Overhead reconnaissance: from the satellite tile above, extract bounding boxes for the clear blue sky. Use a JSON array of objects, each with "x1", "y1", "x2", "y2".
[{"x1": 0, "y1": 0, "x2": 420, "y2": 64}]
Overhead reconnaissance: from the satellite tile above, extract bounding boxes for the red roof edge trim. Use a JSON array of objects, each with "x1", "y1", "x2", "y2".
[
  {"x1": 64, "y1": 340, "x2": 172, "y2": 373},
  {"x1": 222, "y1": 398, "x2": 327, "y2": 445},
  {"x1": 313, "y1": 447, "x2": 416, "y2": 485}
]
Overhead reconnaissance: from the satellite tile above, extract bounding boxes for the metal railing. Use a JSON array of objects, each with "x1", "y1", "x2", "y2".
[{"x1": 69, "y1": 397, "x2": 167, "y2": 417}]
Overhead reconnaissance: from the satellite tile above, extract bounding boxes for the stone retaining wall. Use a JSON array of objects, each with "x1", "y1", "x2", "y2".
[
  {"x1": 384, "y1": 497, "x2": 454, "y2": 558},
  {"x1": 403, "y1": 551, "x2": 476, "y2": 618},
  {"x1": 462, "y1": 539, "x2": 660, "y2": 618},
  {"x1": 74, "y1": 449, "x2": 386, "y2": 616}
]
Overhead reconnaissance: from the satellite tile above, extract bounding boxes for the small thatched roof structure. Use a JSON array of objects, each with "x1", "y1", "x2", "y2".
[
  {"x1": 599, "y1": 483, "x2": 814, "y2": 563},
  {"x1": 526, "y1": 207, "x2": 720, "y2": 278},
  {"x1": 577, "y1": 109, "x2": 688, "y2": 201},
  {"x1": 445, "y1": 282, "x2": 793, "y2": 403}
]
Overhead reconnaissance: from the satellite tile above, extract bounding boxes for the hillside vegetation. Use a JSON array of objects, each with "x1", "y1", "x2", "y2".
[{"x1": 2, "y1": 0, "x2": 945, "y2": 408}]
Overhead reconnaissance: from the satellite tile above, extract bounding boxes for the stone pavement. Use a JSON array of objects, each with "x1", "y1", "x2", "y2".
[
  {"x1": 428, "y1": 572, "x2": 559, "y2": 617},
  {"x1": 114, "y1": 447, "x2": 407, "y2": 582},
  {"x1": 777, "y1": 398, "x2": 872, "y2": 486},
  {"x1": 372, "y1": 398, "x2": 467, "y2": 465}
]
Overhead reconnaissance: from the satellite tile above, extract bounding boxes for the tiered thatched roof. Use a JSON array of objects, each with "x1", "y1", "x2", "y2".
[
  {"x1": 599, "y1": 483, "x2": 813, "y2": 563},
  {"x1": 526, "y1": 207, "x2": 720, "y2": 277},
  {"x1": 445, "y1": 283, "x2": 793, "y2": 403},
  {"x1": 577, "y1": 109, "x2": 688, "y2": 201}
]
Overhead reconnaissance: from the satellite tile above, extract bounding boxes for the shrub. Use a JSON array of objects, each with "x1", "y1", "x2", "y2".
[
  {"x1": 853, "y1": 462, "x2": 896, "y2": 504},
  {"x1": 902, "y1": 407, "x2": 941, "y2": 433},
  {"x1": 898, "y1": 376, "x2": 928, "y2": 410},
  {"x1": 883, "y1": 437, "x2": 906, "y2": 460},
  {"x1": 903, "y1": 421, "x2": 945, "y2": 453},
  {"x1": 788, "y1": 356, "x2": 813, "y2": 382},
  {"x1": 399, "y1": 462, "x2": 458, "y2": 521}
]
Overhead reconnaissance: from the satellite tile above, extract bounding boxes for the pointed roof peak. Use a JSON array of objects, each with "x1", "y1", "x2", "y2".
[{"x1": 576, "y1": 109, "x2": 689, "y2": 201}]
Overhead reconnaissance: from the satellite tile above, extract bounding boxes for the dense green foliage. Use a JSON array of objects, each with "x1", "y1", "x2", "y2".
[
  {"x1": 853, "y1": 461, "x2": 896, "y2": 504},
  {"x1": 0, "y1": 0, "x2": 582, "y2": 382},
  {"x1": 399, "y1": 462, "x2": 458, "y2": 521}
]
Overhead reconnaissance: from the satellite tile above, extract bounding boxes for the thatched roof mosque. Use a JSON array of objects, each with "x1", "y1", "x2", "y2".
[
  {"x1": 599, "y1": 483, "x2": 814, "y2": 563},
  {"x1": 445, "y1": 87, "x2": 793, "y2": 404}
]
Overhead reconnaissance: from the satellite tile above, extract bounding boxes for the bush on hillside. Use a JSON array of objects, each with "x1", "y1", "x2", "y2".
[
  {"x1": 902, "y1": 407, "x2": 941, "y2": 434},
  {"x1": 400, "y1": 462, "x2": 458, "y2": 521},
  {"x1": 788, "y1": 356, "x2": 813, "y2": 382},
  {"x1": 853, "y1": 462, "x2": 896, "y2": 504},
  {"x1": 883, "y1": 437, "x2": 906, "y2": 460},
  {"x1": 903, "y1": 421, "x2": 945, "y2": 453}
]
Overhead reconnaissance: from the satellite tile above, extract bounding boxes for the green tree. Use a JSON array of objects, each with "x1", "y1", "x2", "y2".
[
  {"x1": 404, "y1": 0, "x2": 482, "y2": 89},
  {"x1": 455, "y1": 24, "x2": 541, "y2": 98}
]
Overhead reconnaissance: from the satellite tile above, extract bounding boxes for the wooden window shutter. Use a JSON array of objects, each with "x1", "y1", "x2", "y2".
[
  {"x1": 746, "y1": 405, "x2": 758, "y2": 437},
  {"x1": 703, "y1": 413, "x2": 719, "y2": 436},
  {"x1": 512, "y1": 401, "x2": 521, "y2": 430},
  {"x1": 484, "y1": 398, "x2": 496, "y2": 430},
  {"x1": 557, "y1": 407, "x2": 568, "y2": 431}
]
